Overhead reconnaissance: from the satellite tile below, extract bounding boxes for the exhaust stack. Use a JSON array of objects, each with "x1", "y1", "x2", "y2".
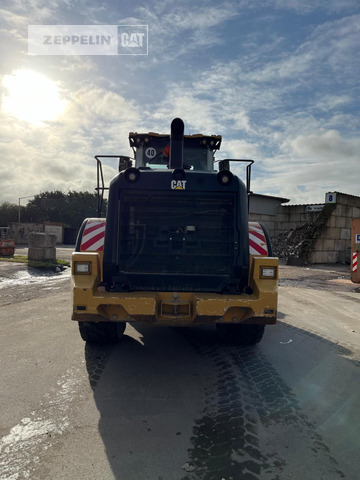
[{"x1": 169, "y1": 118, "x2": 184, "y2": 169}]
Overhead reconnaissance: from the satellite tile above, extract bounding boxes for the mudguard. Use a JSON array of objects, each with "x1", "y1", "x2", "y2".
[
  {"x1": 75, "y1": 218, "x2": 106, "y2": 252},
  {"x1": 248, "y1": 222, "x2": 273, "y2": 257}
]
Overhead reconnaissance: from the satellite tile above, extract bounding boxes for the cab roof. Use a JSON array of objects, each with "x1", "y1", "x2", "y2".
[{"x1": 129, "y1": 132, "x2": 222, "y2": 150}]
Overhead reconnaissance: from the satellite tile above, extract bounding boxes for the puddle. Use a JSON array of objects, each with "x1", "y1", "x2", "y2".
[{"x1": 0, "y1": 266, "x2": 71, "y2": 290}]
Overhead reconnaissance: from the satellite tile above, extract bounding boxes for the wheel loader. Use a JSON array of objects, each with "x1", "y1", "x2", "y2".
[{"x1": 72, "y1": 118, "x2": 278, "y2": 344}]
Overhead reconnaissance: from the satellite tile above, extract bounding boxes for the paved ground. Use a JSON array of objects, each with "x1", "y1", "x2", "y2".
[{"x1": 0, "y1": 250, "x2": 359, "y2": 480}]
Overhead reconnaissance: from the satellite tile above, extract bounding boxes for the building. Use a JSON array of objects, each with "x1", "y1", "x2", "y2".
[{"x1": 249, "y1": 193, "x2": 289, "y2": 236}]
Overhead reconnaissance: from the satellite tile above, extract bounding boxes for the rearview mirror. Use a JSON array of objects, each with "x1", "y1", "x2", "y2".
[{"x1": 119, "y1": 156, "x2": 133, "y2": 171}]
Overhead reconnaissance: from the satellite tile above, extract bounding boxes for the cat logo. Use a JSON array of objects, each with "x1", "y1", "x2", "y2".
[{"x1": 171, "y1": 180, "x2": 187, "y2": 190}]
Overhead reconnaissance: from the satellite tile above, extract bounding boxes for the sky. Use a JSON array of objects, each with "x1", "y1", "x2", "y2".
[{"x1": 0, "y1": 0, "x2": 359, "y2": 206}]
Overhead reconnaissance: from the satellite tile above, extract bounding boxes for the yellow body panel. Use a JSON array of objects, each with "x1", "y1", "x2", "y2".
[{"x1": 72, "y1": 252, "x2": 278, "y2": 327}]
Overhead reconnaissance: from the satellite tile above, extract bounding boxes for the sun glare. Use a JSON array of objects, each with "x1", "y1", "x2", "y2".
[{"x1": 2, "y1": 69, "x2": 67, "y2": 125}]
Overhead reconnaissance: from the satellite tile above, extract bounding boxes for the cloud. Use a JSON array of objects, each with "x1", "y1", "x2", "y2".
[
  {"x1": 221, "y1": 139, "x2": 260, "y2": 159},
  {"x1": 132, "y1": 2, "x2": 240, "y2": 61},
  {"x1": 0, "y1": 83, "x2": 141, "y2": 203},
  {"x1": 270, "y1": 0, "x2": 358, "y2": 13},
  {"x1": 0, "y1": 0, "x2": 359, "y2": 207},
  {"x1": 283, "y1": 129, "x2": 360, "y2": 162},
  {"x1": 252, "y1": 129, "x2": 360, "y2": 203}
]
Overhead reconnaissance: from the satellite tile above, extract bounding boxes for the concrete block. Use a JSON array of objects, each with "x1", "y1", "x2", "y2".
[
  {"x1": 338, "y1": 251, "x2": 345, "y2": 263},
  {"x1": 314, "y1": 251, "x2": 328, "y2": 263},
  {"x1": 340, "y1": 228, "x2": 351, "y2": 240},
  {"x1": 338, "y1": 194, "x2": 349, "y2": 206},
  {"x1": 352, "y1": 207, "x2": 360, "y2": 218},
  {"x1": 327, "y1": 216, "x2": 336, "y2": 228},
  {"x1": 312, "y1": 239, "x2": 323, "y2": 251},
  {"x1": 281, "y1": 222, "x2": 292, "y2": 230},
  {"x1": 308, "y1": 251, "x2": 316, "y2": 263},
  {"x1": 343, "y1": 206, "x2": 352, "y2": 217},
  {"x1": 333, "y1": 205, "x2": 341, "y2": 216},
  {"x1": 277, "y1": 206, "x2": 288, "y2": 215},
  {"x1": 313, "y1": 238, "x2": 322, "y2": 250},
  {"x1": 334, "y1": 239, "x2": 347, "y2": 251},
  {"x1": 337, "y1": 205, "x2": 352, "y2": 217},
  {"x1": 323, "y1": 227, "x2": 341, "y2": 240},
  {"x1": 28, "y1": 246, "x2": 56, "y2": 261},
  {"x1": 327, "y1": 251, "x2": 338, "y2": 263},
  {"x1": 335, "y1": 216, "x2": 347, "y2": 228},
  {"x1": 322, "y1": 239, "x2": 335, "y2": 251},
  {"x1": 294, "y1": 206, "x2": 306, "y2": 214},
  {"x1": 290, "y1": 213, "x2": 302, "y2": 222},
  {"x1": 276, "y1": 214, "x2": 288, "y2": 222},
  {"x1": 345, "y1": 217, "x2": 352, "y2": 228},
  {"x1": 29, "y1": 232, "x2": 57, "y2": 248}
]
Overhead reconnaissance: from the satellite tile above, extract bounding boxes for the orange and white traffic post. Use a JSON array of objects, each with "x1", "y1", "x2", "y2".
[{"x1": 351, "y1": 218, "x2": 360, "y2": 283}]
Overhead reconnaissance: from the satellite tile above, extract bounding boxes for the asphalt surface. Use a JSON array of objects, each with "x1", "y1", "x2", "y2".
[{"x1": 0, "y1": 248, "x2": 359, "y2": 480}]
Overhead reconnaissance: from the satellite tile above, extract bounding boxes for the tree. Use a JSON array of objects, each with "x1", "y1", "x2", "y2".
[
  {"x1": 23, "y1": 191, "x2": 106, "y2": 228},
  {"x1": 0, "y1": 202, "x2": 19, "y2": 226}
]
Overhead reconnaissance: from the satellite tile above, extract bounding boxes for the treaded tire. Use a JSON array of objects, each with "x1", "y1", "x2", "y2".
[
  {"x1": 216, "y1": 324, "x2": 265, "y2": 345},
  {"x1": 78, "y1": 321, "x2": 126, "y2": 344}
]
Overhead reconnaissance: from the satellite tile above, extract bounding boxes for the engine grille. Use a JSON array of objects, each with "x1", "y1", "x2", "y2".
[{"x1": 117, "y1": 192, "x2": 236, "y2": 277}]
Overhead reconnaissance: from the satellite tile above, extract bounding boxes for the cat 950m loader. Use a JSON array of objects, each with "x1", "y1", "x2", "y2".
[{"x1": 72, "y1": 118, "x2": 278, "y2": 345}]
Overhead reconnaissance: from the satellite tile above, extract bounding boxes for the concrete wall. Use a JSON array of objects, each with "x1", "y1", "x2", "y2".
[
  {"x1": 9, "y1": 222, "x2": 44, "y2": 244},
  {"x1": 274, "y1": 205, "x2": 325, "y2": 234},
  {"x1": 9, "y1": 222, "x2": 65, "y2": 245},
  {"x1": 248, "y1": 213, "x2": 276, "y2": 236},
  {"x1": 249, "y1": 192, "x2": 360, "y2": 264},
  {"x1": 250, "y1": 205, "x2": 328, "y2": 239},
  {"x1": 249, "y1": 194, "x2": 289, "y2": 236},
  {"x1": 309, "y1": 194, "x2": 360, "y2": 264},
  {"x1": 272, "y1": 193, "x2": 360, "y2": 264}
]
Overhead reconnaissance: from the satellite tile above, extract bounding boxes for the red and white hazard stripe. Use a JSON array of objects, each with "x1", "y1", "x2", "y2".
[
  {"x1": 80, "y1": 220, "x2": 106, "y2": 251},
  {"x1": 249, "y1": 223, "x2": 268, "y2": 256},
  {"x1": 353, "y1": 252, "x2": 358, "y2": 272},
  {"x1": 79, "y1": 219, "x2": 270, "y2": 256}
]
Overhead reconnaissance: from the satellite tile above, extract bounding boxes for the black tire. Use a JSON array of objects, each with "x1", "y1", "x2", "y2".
[
  {"x1": 216, "y1": 323, "x2": 265, "y2": 345},
  {"x1": 78, "y1": 321, "x2": 126, "y2": 344}
]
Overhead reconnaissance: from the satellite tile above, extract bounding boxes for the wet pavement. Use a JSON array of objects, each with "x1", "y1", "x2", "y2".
[
  {"x1": 0, "y1": 252, "x2": 359, "y2": 479},
  {"x1": 0, "y1": 246, "x2": 73, "y2": 306}
]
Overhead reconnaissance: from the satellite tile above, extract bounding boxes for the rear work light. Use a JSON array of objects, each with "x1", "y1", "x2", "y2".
[
  {"x1": 124, "y1": 167, "x2": 140, "y2": 183},
  {"x1": 260, "y1": 266, "x2": 277, "y2": 279},
  {"x1": 74, "y1": 262, "x2": 92, "y2": 275},
  {"x1": 217, "y1": 170, "x2": 233, "y2": 186}
]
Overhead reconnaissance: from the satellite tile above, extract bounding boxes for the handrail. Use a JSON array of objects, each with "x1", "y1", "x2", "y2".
[{"x1": 216, "y1": 158, "x2": 255, "y2": 195}]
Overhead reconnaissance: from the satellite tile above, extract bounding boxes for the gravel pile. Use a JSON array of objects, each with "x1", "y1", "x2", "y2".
[
  {"x1": 271, "y1": 223, "x2": 315, "y2": 264},
  {"x1": 270, "y1": 204, "x2": 336, "y2": 265}
]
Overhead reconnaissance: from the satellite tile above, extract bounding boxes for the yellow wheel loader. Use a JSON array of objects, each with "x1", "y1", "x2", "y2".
[{"x1": 72, "y1": 118, "x2": 278, "y2": 344}]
